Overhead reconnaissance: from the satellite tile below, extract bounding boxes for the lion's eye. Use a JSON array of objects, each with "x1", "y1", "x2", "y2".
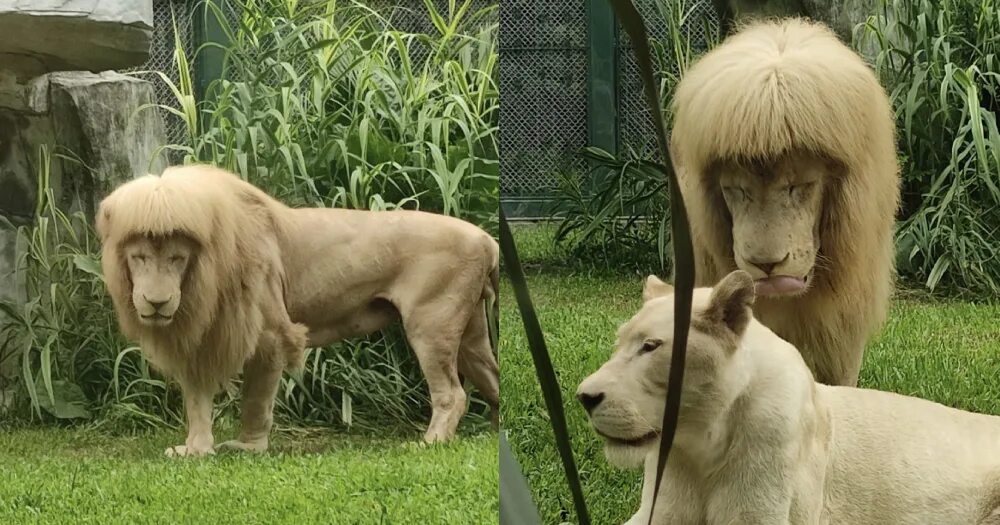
[
  {"x1": 131, "y1": 254, "x2": 147, "y2": 263},
  {"x1": 169, "y1": 255, "x2": 185, "y2": 264},
  {"x1": 788, "y1": 182, "x2": 814, "y2": 197},
  {"x1": 639, "y1": 338, "x2": 662, "y2": 354},
  {"x1": 721, "y1": 185, "x2": 747, "y2": 201}
]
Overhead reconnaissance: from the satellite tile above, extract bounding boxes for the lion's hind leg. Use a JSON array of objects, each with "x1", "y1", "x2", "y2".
[
  {"x1": 402, "y1": 302, "x2": 470, "y2": 444},
  {"x1": 458, "y1": 300, "x2": 499, "y2": 429}
]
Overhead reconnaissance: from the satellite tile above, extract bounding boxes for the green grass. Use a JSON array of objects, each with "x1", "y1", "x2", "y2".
[
  {"x1": 500, "y1": 224, "x2": 1000, "y2": 524},
  {"x1": 0, "y1": 424, "x2": 497, "y2": 524}
]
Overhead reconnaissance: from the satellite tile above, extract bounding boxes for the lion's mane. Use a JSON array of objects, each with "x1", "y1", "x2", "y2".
[
  {"x1": 669, "y1": 19, "x2": 900, "y2": 384},
  {"x1": 96, "y1": 166, "x2": 304, "y2": 390}
]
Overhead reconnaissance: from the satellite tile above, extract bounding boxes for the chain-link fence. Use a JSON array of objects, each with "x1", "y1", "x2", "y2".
[
  {"x1": 618, "y1": 0, "x2": 719, "y2": 156},
  {"x1": 126, "y1": 0, "x2": 495, "y2": 164},
  {"x1": 124, "y1": 0, "x2": 196, "y2": 156},
  {"x1": 500, "y1": 0, "x2": 719, "y2": 218},
  {"x1": 499, "y1": 1, "x2": 589, "y2": 217}
]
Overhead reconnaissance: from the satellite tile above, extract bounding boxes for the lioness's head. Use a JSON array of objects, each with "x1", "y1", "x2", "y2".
[
  {"x1": 576, "y1": 271, "x2": 755, "y2": 467},
  {"x1": 121, "y1": 235, "x2": 197, "y2": 326},
  {"x1": 711, "y1": 150, "x2": 840, "y2": 297}
]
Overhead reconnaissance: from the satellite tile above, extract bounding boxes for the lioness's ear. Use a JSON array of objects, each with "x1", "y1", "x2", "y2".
[
  {"x1": 643, "y1": 275, "x2": 674, "y2": 303},
  {"x1": 705, "y1": 270, "x2": 755, "y2": 335}
]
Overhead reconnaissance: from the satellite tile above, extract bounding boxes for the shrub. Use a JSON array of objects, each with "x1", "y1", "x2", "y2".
[
  {"x1": 550, "y1": 147, "x2": 670, "y2": 272},
  {"x1": 858, "y1": 0, "x2": 1000, "y2": 295}
]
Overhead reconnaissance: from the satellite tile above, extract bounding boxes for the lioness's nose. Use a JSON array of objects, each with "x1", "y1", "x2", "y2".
[
  {"x1": 577, "y1": 391, "x2": 605, "y2": 413},
  {"x1": 145, "y1": 296, "x2": 169, "y2": 310},
  {"x1": 748, "y1": 253, "x2": 789, "y2": 276}
]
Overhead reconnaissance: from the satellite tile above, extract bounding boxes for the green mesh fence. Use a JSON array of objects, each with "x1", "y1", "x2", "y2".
[{"x1": 500, "y1": 0, "x2": 719, "y2": 218}]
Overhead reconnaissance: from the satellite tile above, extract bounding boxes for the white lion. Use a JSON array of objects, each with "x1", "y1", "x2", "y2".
[
  {"x1": 670, "y1": 18, "x2": 901, "y2": 386},
  {"x1": 97, "y1": 165, "x2": 499, "y2": 456},
  {"x1": 578, "y1": 271, "x2": 1000, "y2": 524}
]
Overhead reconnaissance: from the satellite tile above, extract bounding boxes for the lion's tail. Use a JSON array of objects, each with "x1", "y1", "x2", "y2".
[{"x1": 484, "y1": 238, "x2": 500, "y2": 352}]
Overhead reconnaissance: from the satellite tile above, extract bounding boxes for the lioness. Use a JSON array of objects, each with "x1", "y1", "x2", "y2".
[
  {"x1": 97, "y1": 165, "x2": 499, "y2": 456},
  {"x1": 577, "y1": 271, "x2": 1000, "y2": 524}
]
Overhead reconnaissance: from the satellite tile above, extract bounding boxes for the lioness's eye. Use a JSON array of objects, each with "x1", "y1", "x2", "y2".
[
  {"x1": 169, "y1": 255, "x2": 185, "y2": 264},
  {"x1": 639, "y1": 338, "x2": 662, "y2": 354}
]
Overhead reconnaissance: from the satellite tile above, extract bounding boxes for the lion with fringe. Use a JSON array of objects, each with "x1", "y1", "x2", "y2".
[
  {"x1": 668, "y1": 18, "x2": 901, "y2": 386},
  {"x1": 97, "y1": 165, "x2": 500, "y2": 457}
]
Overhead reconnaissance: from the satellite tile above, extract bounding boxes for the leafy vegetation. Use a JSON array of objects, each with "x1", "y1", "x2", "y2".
[
  {"x1": 858, "y1": 0, "x2": 1000, "y2": 295},
  {"x1": 550, "y1": 147, "x2": 670, "y2": 273},
  {"x1": 166, "y1": 0, "x2": 498, "y2": 227},
  {"x1": 549, "y1": 0, "x2": 718, "y2": 268}
]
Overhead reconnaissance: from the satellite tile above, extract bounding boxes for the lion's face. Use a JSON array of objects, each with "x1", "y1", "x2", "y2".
[
  {"x1": 576, "y1": 272, "x2": 754, "y2": 467},
  {"x1": 714, "y1": 151, "x2": 835, "y2": 297},
  {"x1": 122, "y1": 235, "x2": 196, "y2": 327}
]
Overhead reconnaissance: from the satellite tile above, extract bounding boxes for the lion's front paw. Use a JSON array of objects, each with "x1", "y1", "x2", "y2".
[
  {"x1": 422, "y1": 428, "x2": 457, "y2": 445},
  {"x1": 216, "y1": 439, "x2": 269, "y2": 453},
  {"x1": 164, "y1": 445, "x2": 215, "y2": 458}
]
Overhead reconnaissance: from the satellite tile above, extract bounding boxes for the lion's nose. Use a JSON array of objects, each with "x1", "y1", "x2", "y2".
[
  {"x1": 144, "y1": 296, "x2": 169, "y2": 311},
  {"x1": 748, "y1": 253, "x2": 789, "y2": 276},
  {"x1": 577, "y1": 391, "x2": 605, "y2": 413}
]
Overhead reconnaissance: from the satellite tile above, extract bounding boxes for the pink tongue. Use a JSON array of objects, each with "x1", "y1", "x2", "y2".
[{"x1": 755, "y1": 276, "x2": 806, "y2": 296}]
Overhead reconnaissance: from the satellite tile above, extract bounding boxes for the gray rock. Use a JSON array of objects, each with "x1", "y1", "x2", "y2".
[
  {"x1": 0, "y1": 72, "x2": 165, "y2": 379},
  {"x1": 726, "y1": 0, "x2": 880, "y2": 41},
  {"x1": 0, "y1": 0, "x2": 153, "y2": 77},
  {"x1": 47, "y1": 71, "x2": 167, "y2": 215}
]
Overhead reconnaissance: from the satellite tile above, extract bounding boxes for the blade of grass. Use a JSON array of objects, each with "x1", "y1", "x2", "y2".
[
  {"x1": 607, "y1": 1, "x2": 696, "y2": 524},
  {"x1": 499, "y1": 211, "x2": 590, "y2": 525}
]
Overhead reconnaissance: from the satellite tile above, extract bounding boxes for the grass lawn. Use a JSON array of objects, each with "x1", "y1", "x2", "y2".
[
  {"x1": 500, "y1": 224, "x2": 1000, "y2": 524},
  {"x1": 0, "y1": 423, "x2": 497, "y2": 524}
]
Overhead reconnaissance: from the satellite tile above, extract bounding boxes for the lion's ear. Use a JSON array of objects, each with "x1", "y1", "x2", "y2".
[
  {"x1": 705, "y1": 270, "x2": 756, "y2": 336},
  {"x1": 95, "y1": 196, "x2": 114, "y2": 242},
  {"x1": 642, "y1": 275, "x2": 674, "y2": 303}
]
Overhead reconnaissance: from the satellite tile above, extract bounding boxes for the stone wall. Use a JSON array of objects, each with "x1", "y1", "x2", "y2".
[
  {"x1": 0, "y1": 70, "x2": 166, "y2": 292},
  {"x1": 0, "y1": 0, "x2": 159, "y2": 386},
  {"x1": 0, "y1": 71, "x2": 166, "y2": 381},
  {"x1": 724, "y1": 0, "x2": 881, "y2": 42}
]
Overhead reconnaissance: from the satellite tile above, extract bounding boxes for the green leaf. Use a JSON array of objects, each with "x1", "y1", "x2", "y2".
[
  {"x1": 72, "y1": 254, "x2": 104, "y2": 280},
  {"x1": 34, "y1": 379, "x2": 91, "y2": 420},
  {"x1": 608, "y1": 2, "x2": 696, "y2": 525}
]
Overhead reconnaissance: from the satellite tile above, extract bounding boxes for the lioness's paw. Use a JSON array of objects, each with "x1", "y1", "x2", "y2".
[
  {"x1": 216, "y1": 439, "x2": 269, "y2": 453},
  {"x1": 164, "y1": 445, "x2": 215, "y2": 458}
]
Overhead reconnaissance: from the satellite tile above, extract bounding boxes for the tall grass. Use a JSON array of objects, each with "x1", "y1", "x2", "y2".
[
  {"x1": 858, "y1": 0, "x2": 1000, "y2": 295},
  {"x1": 0, "y1": 0, "x2": 497, "y2": 432},
  {"x1": 0, "y1": 148, "x2": 168, "y2": 427},
  {"x1": 160, "y1": 0, "x2": 498, "y2": 227}
]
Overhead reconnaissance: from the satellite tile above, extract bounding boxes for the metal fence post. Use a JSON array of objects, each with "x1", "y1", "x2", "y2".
[
  {"x1": 193, "y1": 0, "x2": 228, "y2": 105},
  {"x1": 587, "y1": 0, "x2": 618, "y2": 157}
]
